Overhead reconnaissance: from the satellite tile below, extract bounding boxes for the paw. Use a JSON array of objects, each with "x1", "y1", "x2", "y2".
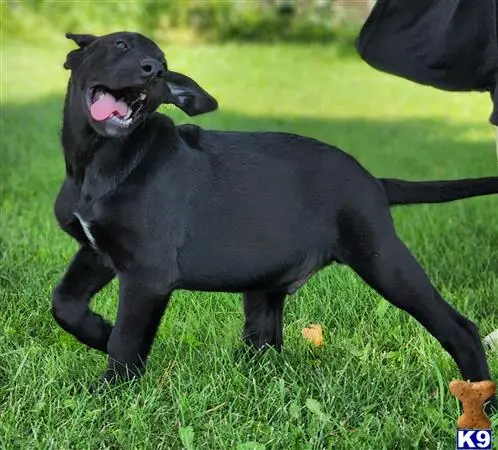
[
  {"x1": 103, "y1": 360, "x2": 145, "y2": 383},
  {"x1": 242, "y1": 332, "x2": 282, "y2": 352},
  {"x1": 84, "y1": 320, "x2": 114, "y2": 353}
]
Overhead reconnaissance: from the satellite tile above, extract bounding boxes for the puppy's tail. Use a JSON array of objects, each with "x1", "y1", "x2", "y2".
[{"x1": 380, "y1": 177, "x2": 498, "y2": 206}]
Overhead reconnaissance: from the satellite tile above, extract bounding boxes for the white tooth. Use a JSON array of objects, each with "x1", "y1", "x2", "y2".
[
  {"x1": 139, "y1": 93, "x2": 147, "y2": 101},
  {"x1": 124, "y1": 109, "x2": 132, "y2": 120},
  {"x1": 109, "y1": 115, "x2": 132, "y2": 127}
]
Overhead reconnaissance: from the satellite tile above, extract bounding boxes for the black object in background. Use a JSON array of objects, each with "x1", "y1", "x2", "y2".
[{"x1": 356, "y1": 0, "x2": 498, "y2": 125}]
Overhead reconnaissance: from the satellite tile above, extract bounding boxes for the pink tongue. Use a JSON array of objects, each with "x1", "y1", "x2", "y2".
[{"x1": 90, "y1": 93, "x2": 129, "y2": 121}]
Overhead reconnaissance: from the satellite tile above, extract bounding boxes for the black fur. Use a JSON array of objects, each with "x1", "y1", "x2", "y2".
[{"x1": 53, "y1": 32, "x2": 498, "y2": 402}]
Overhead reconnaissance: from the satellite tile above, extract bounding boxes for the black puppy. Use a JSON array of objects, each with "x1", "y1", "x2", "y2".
[{"x1": 53, "y1": 32, "x2": 498, "y2": 392}]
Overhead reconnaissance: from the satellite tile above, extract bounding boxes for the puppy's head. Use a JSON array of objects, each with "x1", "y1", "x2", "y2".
[{"x1": 64, "y1": 31, "x2": 218, "y2": 138}]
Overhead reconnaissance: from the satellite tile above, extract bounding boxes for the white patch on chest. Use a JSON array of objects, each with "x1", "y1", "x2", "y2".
[{"x1": 74, "y1": 212, "x2": 98, "y2": 249}]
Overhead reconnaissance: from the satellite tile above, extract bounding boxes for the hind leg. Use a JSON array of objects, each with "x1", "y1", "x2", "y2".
[
  {"x1": 242, "y1": 290, "x2": 286, "y2": 351},
  {"x1": 339, "y1": 211, "x2": 492, "y2": 384}
]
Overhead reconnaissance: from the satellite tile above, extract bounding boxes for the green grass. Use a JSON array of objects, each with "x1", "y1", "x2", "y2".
[{"x1": 1, "y1": 37, "x2": 498, "y2": 449}]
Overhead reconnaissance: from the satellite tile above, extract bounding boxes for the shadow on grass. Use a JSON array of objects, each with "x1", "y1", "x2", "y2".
[{"x1": 1, "y1": 94, "x2": 497, "y2": 311}]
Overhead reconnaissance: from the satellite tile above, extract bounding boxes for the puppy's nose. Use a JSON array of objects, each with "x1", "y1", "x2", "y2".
[{"x1": 140, "y1": 59, "x2": 164, "y2": 78}]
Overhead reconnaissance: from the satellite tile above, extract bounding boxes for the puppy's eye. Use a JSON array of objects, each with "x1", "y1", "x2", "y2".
[{"x1": 114, "y1": 40, "x2": 128, "y2": 51}]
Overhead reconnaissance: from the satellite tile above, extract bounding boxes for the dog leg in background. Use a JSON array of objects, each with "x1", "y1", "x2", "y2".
[
  {"x1": 52, "y1": 247, "x2": 115, "y2": 352},
  {"x1": 482, "y1": 126, "x2": 498, "y2": 351},
  {"x1": 242, "y1": 290, "x2": 286, "y2": 351},
  {"x1": 339, "y1": 211, "x2": 494, "y2": 390},
  {"x1": 103, "y1": 273, "x2": 174, "y2": 381}
]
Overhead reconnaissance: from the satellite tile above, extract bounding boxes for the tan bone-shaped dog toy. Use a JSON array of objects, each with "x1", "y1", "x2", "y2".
[{"x1": 449, "y1": 379, "x2": 496, "y2": 429}]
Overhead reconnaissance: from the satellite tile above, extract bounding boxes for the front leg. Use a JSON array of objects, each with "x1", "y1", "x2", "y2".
[
  {"x1": 103, "y1": 272, "x2": 174, "y2": 381},
  {"x1": 52, "y1": 246, "x2": 115, "y2": 352}
]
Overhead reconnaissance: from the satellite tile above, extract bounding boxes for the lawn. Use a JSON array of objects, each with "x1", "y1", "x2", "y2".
[{"x1": 1, "y1": 37, "x2": 497, "y2": 449}]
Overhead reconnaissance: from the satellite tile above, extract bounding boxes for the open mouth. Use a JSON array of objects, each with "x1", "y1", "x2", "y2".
[{"x1": 87, "y1": 86, "x2": 147, "y2": 128}]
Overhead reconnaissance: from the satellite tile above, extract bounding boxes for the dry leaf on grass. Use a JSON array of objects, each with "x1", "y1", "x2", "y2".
[{"x1": 301, "y1": 324, "x2": 324, "y2": 347}]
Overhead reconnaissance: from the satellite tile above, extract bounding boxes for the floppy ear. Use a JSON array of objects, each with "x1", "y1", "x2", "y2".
[
  {"x1": 63, "y1": 33, "x2": 98, "y2": 70},
  {"x1": 164, "y1": 71, "x2": 218, "y2": 116},
  {"x1": 66, "y1": 33, "x2": 97, "y2": 48}
]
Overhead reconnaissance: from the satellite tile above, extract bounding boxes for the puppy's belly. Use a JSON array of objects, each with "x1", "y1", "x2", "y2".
[{"x1": 178, "y1": 247, "x2": 330, "y2": 293}]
